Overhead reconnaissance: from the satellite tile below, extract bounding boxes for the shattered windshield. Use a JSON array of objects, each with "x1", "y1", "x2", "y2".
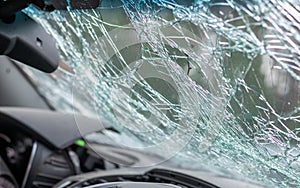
[{"x1": 22, "y1": 0, "x2": 299, "y2": 187}]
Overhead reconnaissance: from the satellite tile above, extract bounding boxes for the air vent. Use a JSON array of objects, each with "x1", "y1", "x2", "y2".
[{"x1": 32, "y1": 153, "x2": 74, "y2": 188}]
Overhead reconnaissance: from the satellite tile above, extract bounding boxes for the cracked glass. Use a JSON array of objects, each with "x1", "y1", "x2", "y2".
[{"x1": 22, "y1": 0, "x2": 300, "y2": 187}]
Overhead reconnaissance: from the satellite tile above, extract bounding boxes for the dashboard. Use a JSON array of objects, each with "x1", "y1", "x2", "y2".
[{"x1": 0, "y1": 106, "x2": 264, "y2": 188}]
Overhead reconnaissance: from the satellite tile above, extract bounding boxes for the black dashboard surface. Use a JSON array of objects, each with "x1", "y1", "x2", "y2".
[{"x1": 0, "y1": 107, "x2": 108, "y2": 149}]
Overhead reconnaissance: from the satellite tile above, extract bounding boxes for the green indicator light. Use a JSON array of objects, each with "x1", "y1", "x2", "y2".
[{"x1": 75, "y1": 139, "x2": 85, "y2": 147}]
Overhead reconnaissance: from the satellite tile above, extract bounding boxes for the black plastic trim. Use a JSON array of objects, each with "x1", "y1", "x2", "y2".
[
  {"x1": 0, "y1": 12, "x2": 59, "y2": 73},
  {"x1": 0, "y1": 107, "x2": 109, "y2": 149}
]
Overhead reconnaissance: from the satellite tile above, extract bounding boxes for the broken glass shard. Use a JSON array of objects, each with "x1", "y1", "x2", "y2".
[{"x1": 22, "y1": 0, "x2": 300, "y2": 187}]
